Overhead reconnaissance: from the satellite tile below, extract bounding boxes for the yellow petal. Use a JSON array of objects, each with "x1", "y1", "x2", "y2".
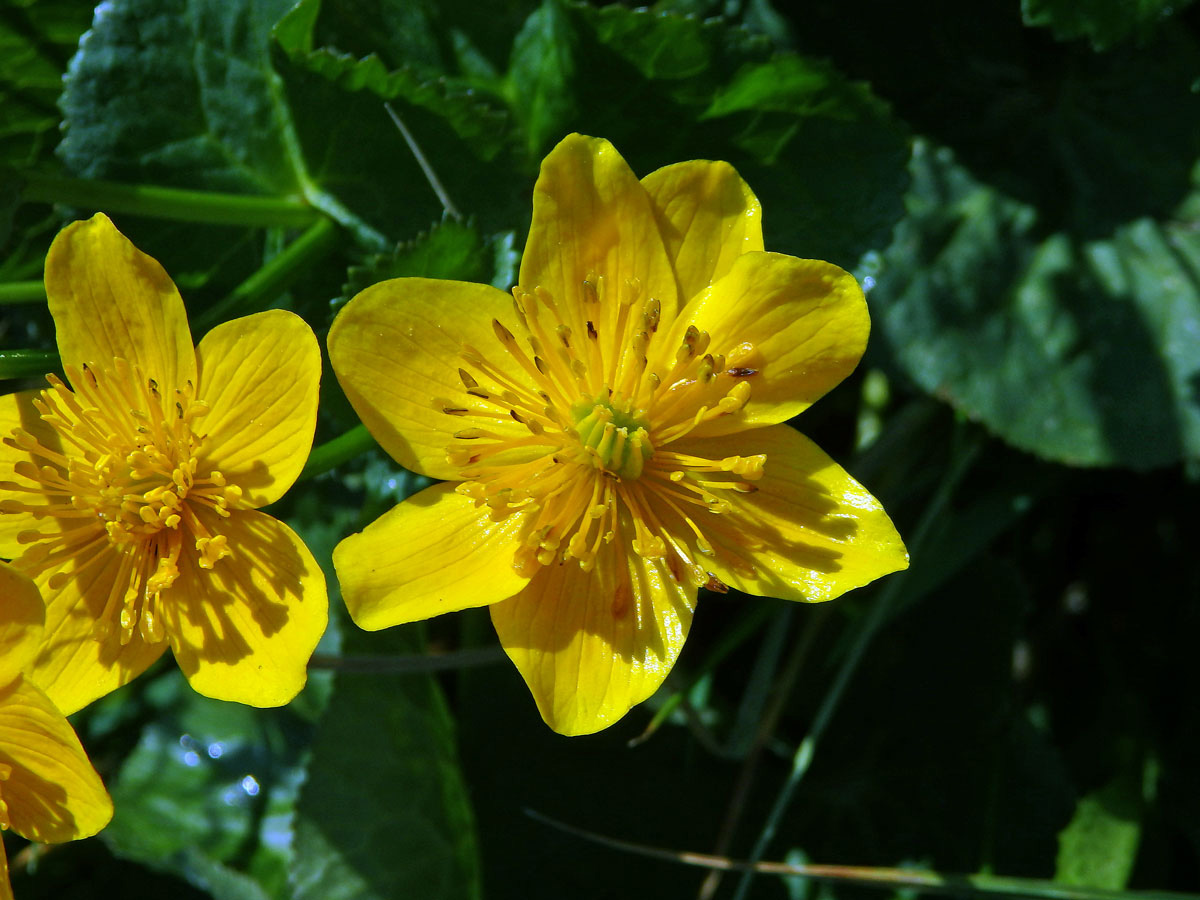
[
  {"x1": 334, "y1": 482, "x2": 530, "y2": 631},
  {"x1": 0, "y1": 566, "x2": 44, "y2": 688},
  {"x1": 670, "y1": 426, "x2": 907, "y2": 603},
  {"x1": 490, "y1": 530, "x2": 696, "y2": 735},
  {"x1": 651, "y1": 251, "x2": 869, "y2": 437},
  {"x1": 25, "y1": 540, "x2": 168, "y2": 715},
  {"x1": 0, "y1": 677, "x2": 112, "y2": 842},
  {"x1": 0, "y1": 389, "x2": 71, "y2": 558},
  {"x1": 641, "y1": 159, "x2": 764, "y2": 303},
  {"x1": 328, "y1": 278, "x2": 529, "y2": 480},
  {"x1": 162, "y1": 507, "x2": 327, "y2": 707},
  {"x1": 521, "y1": 133, "x2": 681, "y2": 322},
  {"x1": 44, "y1": 213, "x2": 195, "y2": 391},
  {"x1": 194, "y1": 309, "x2": 321, "y2": 508}
]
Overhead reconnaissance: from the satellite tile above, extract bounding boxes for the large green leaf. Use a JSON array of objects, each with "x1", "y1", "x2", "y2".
[
  {"x1": 506, "y1": 0, "x2": 576, "y2": 158},
  {"x1": 289, "y1": 625, "x2": 481, "y2": 900},
  {"x1": 869, "y1": 140, "x2": 1200, "y2": 468},
  {"x1": 59, "y1": 0, "x2": 304, "y2": 195},
  {"x1": 272, "y1": 0, "x2": 511, "y2": 159},
  {"x1": 568, "y1": 3, "x2": 910, "y2": 267},
  {"x1": 1021, "y1": 0, "x2": 1196, "y2": 50}
]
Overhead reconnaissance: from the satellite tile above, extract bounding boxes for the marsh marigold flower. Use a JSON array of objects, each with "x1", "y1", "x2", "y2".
[
  {"x1": 0, "y1": 214, "x2": 327, "y2": 714},
  {"x1": 0, "y1": 565, "x2": 112, "y2": 900},
  {"x1": 328, "y1": 134, "x2": 908, "y2": 735}
]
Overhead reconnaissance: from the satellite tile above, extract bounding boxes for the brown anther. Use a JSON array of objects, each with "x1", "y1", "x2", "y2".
[
  {"x1": 510, "y1": 410, "x2": 526, "y2": 424},
  {"x1": 727, "y1": 367, "x2": 759, "y2": 377},
  {"x1": 534, "y1": 357, "x2": 548, "y2": 374},
  {"x1": 458, "y1": 368, "x2": 478, "y2": 389},
  {"x1": 492, "y1": 319, "x2": 515, "y2": 344},
  {"x1": 586, "y1": 321, "x2": 598, "y2": 340},
  {"x1": 704, "y1": 573, "x2": 730, "y2": 594}
]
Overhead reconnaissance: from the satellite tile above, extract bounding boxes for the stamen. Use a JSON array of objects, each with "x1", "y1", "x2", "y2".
[{"x1": 4, "y1": 360, "x2": 245, "y2": 646}]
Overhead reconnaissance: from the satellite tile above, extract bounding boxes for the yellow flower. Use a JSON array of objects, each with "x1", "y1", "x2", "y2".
[
  {"x1": 0, "y1": 214, "x2": 328, "y2": 714},
  {"x1": 0, "y1": 565, "x2": 112, "y2": 900},
  {"x1": 328, "y1": 134, "x2": 908, "y2": 735}
]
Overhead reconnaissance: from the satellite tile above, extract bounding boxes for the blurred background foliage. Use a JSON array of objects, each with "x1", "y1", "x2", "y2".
[{"x1": 1, "y1": 0, "x2": 1199, "y2": 898}]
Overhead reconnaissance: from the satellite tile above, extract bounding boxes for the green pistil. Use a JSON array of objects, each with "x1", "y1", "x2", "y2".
[{"x1": 571, "y1": 395, "x2": 655, "y2": 480}]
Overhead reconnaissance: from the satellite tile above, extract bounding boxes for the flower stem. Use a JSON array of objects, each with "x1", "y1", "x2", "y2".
[
  {"x1": 300, "y1": 424, "x2": 378, "y2": 480},
  {"x1": 731, "y1": 431, "x2": 983, "y2": 900},
  {"x1": 194, "y1": 217, "x2": 341, "y2": 330},
  {"x1": 20, "y1": 172, "x2": 320, "y2": 228},
  {"x1": 0, "y1": 350, "x2": 58, "y2": 380},
  {"x1": 0, "y1": 281, "x2": 45, "y2": 305}
]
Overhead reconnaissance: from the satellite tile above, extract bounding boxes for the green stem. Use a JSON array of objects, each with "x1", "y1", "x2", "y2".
[
  {"x1": 300, "y1": 424, "x2": 378, "y2": 480},
  {"x1": 731, "y1": 432, "x2": 983, "y2": 900},
  {"x1": 194, "y1": 217, "x2": 340, "y2": 330},
  {"x1": 0, "y1": 349, "x2": 59, "y2": 380},
  {"x1": 20, "y1": 172, "x2": 320, "y2": 228},
  {"x1": 0, "y1": 281, "x2": 46, "y2": 305},
  {"x1": 528, "y1": 809, "x2": 1199, "y2": 900}
]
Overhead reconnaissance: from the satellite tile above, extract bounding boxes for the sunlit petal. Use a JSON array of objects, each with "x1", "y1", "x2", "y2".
[
  {"x1": 491, "y1": 528, "x2": 696, "y2": 735},
  {"x1": 668, "y1": 426, "x2": 908, "y2": 602},
  {"x1": 0, "y1": 677, "x2": 112, "y2": 842},
  {"x1": 521, "y1": 133, "x2": 680, "y2": 323},
  {"x1": 0, "y1": 390, "x2": 71, "y2": 557},
  {"x1": 194, "y1": 309, "x2": 321, "y2": 507},
  {"x1": 335, "y1": 482, "x2": 530, "y2": 631},
  {"x1": 162, "y1": 507, "x2": 327, "y2": 708},
  {"x1": 329, "y1": 278, "x2": 529, "y2": 480},
  {"x1": 44, "y1": 213, "x2": 195, "y2": 391},
  {"x1": 0, "y1": 566, "x2": 44, "y2": 688},
  {"x1": 641, "y1": 159, "x2": 764, "y2": 303},
  {"x1": 649, "y1": 252, "x2": 869, "y2": 437},
  {"x1": 24, "y1": 540, "x2": 167, "y2": 715}
]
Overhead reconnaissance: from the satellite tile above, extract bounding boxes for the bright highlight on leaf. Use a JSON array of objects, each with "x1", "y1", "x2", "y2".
[
  {"x1": 0, "y1": 213, "x2": 328, "y2": 715},
  {"x1": 329, "y1": 134, "x2": 908, "y2": 735},
  {"x1": 0, "y1": 565, "x2": 113, "y2": 900}
]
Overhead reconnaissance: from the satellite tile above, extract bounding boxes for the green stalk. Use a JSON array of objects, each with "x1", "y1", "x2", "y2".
[
  {"x1": 194, "y1": 217, "x2": 340, "y2": 330},
  {"x1": 731, "y1": 431, "x2": 983, "y2": 900},
  {"x1": 528, "y1": 809, "x2": 1198, "y2": 900},
  {"x1": 300, "y1": 424, "x2": 378, "y2": 480},
  {"x1": 0, "y1": 349, "x2": 59, "y2": 380},
  {"x1": 20, "y1": 172, "x2": 319, "y2": 228},
  {"x1": 0, "y1": 281, "x2": 46, "y2": 305}
]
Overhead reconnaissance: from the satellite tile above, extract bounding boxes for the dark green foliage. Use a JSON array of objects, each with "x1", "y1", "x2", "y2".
[{"x1": 4, "y1": 0, "x2": 1200, "y2": 898}]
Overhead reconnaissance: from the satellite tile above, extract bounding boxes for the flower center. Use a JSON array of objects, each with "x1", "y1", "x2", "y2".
[
  {"x1": 436, "y1": 275, "x2": 768, "y2": 587},
  {"x1": 570, "y1": 395, "x2": 654, "y2": 480},
  {"x1": 0, "y1": 359, "x2": 244, "y2": 645}
]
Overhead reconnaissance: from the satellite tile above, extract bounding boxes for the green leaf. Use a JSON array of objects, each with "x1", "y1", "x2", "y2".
[
  {"x1": 506, "y1": 0, "x2": 577, "y2": 158},
  {"x1": 272, "y1": 0, "x2": 511, "y2": 159},
  {"x1": 338, "y1": 218, "x2": 517, "y2": 312},
  {"x1": 0, "y1": 0, "x2": 91, "y2": 166},
  {"x1": 101, "y1": 671, "x2": 313, "y2": 881},
  {"x1": 569, "y1": 3, "x2": 910, "y2": 266},
  {"x1": 1056, "y1": 773, "x2": 1143, "y2": 889},
  {"x1": 289, "y1": 626, "x2": 481, "y2": 900},
  {"x1": 869, "y1": 140, "x2": 1200, "y2": 468},
  {"x1": 59, "y1": 0, "x2": 304, "y2": 195},
  {"x1": 1021, "y1": 0, "x2": 1196, "y2": 50}
]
